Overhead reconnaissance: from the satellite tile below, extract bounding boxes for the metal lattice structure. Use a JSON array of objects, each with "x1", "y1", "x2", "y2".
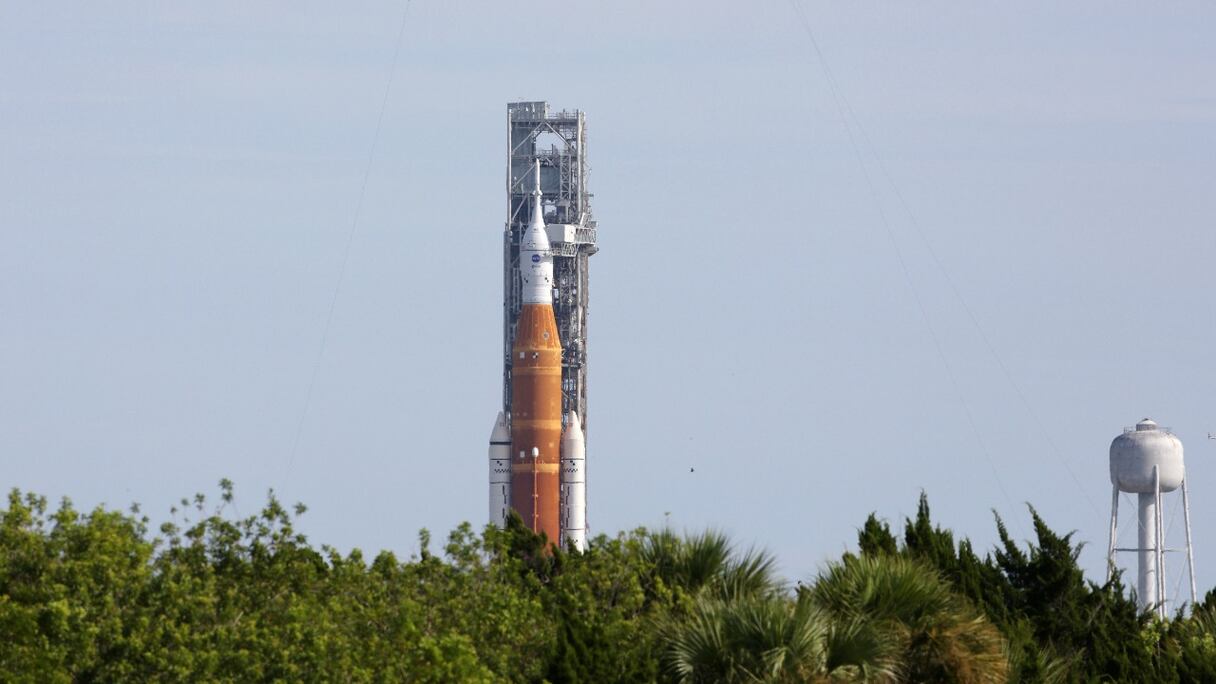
[{"x1": 503, "y1": 101, "x2": 597, "y2": 438}]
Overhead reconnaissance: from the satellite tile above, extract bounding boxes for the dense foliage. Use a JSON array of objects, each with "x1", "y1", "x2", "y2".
[
  {"x1": 1, "y1": 483, "x2": 1213, "y2": 682},
  {"x1": 858, "y1": 495, "x2": 1216, "y2": 682}
]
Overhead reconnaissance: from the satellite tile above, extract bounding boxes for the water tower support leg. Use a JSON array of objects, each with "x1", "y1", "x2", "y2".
[
  {"x1": 1182, "y1": 477, "x2": 1197, "y2": 607},
  {"x1": 1137, "y1": 490, "x2": 1158, "y2": 613},
  {"x1": 1107, "y1": 485, "x2": 1119, "y2": 582},
  {"x1": 1155, "y1": 466, "x2": 1166, "y2": 619}
]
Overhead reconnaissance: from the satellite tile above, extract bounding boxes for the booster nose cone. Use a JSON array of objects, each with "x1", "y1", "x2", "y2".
[
  {"x1": 562, "y1": 411, "x2": 584, "y2": 444},
  {"x1": 488, "y1": 411, "x2": 512, "y2": 528},
  {"x1": 490, "y1": 411, "x2": 510, "y2": 441}
]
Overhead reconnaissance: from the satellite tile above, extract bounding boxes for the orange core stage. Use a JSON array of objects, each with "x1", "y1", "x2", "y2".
[{"x1": 509, "y1": 302, "x2": 563, "y2": 544}]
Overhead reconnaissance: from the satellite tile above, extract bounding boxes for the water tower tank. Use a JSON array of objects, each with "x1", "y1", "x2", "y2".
[{"x1": 1109, "y1": 418, "x2": 1184, "y2": 493}]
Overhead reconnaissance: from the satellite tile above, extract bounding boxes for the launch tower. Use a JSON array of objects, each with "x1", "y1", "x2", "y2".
[
  {"x1": 490, "y1": 102, "x2": 596, "y2": 549},
  {"x1": 504, "y1": 102, "x2": 597, "y2": 427}
]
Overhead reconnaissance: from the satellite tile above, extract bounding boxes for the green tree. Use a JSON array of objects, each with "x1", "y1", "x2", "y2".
[
  {"x1": 5, "y1": 483, "x2": 1216, "y2": 682},
  {"x1": 0, "y1": 490, "x2": 155, "y2": 682},
  {"x1": 659, "y1": 593, "x2": 899, "y2": 683},
  {"x1": 640, "y1": 529, "x2": 780, "y2": 603},
  {"x1": 810, "y1": 554, "x2": 1007, "y2": 684},
  {"x1": 858, "y1": 494, "x2": 1195, "y2": 682}
]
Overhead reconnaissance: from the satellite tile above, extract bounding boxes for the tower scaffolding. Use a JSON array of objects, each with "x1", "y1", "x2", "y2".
[{"x1": 503, "y1": 101, "x2": 598, "y2": 446}]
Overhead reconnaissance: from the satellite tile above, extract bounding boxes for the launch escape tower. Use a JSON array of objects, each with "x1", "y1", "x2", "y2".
[{"x1": 503, "y1": 102, "x2": 598, "y2": 436}]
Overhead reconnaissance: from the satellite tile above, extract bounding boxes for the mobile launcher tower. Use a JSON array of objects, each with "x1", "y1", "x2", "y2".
[
  {"x1": 487, "y1": 102, "x2": 597, "y2": 551},
  {"x1": 1107, "y1": 418, "x2": 1198, "y2": 617}
]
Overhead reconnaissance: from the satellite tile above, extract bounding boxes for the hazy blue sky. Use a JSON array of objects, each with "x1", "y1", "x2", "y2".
[{"x1": 2, "y1": 2, "x2": 1214, "y2": 598}]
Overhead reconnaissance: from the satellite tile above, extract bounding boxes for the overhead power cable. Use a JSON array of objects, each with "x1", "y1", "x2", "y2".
[
  {"x1": 786, "y1": 0, "x2": 1114, "y2": 526},
  {"x1": 784, "y1": 0, "x2": 1027, "y2": 535},
  {"x1": 778, "y1": 2, "x2": 1104, "y2": 516},
  {"x1": 284, "y1": 0, "x2": 413, "y2": 481},
  {"x1": 804, "y1": 32, "x2": 1103, "y2": 517}
]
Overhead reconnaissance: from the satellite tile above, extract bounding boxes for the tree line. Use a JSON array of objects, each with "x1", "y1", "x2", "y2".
[{"x1": 1, "y1": 481, "x2": 1214, "y2": 682}]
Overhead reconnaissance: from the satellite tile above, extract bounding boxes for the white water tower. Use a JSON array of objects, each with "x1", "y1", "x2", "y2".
[{"x1": 1107, "y1": 418, "x2": 1197, "y2": 617}]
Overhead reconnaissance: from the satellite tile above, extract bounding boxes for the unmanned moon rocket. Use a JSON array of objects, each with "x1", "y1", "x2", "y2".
[
  {"x1": 488, "y1": 103, "x2": 595, "y2": 550},
  {"x1": 507, "y1": 162, "x2": 564, "y2": 543},
  {"x1": 489, "y1": 159, "x2": 588, "y2": 550}
]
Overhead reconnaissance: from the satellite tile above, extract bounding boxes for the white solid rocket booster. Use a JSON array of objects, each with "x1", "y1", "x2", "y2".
[
  {"x1": 488, "y1": 411, "x2": 511, "y2": 527},
  {"x1": 560, "y1": 410, "x2": 587, "y2": 551}
]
